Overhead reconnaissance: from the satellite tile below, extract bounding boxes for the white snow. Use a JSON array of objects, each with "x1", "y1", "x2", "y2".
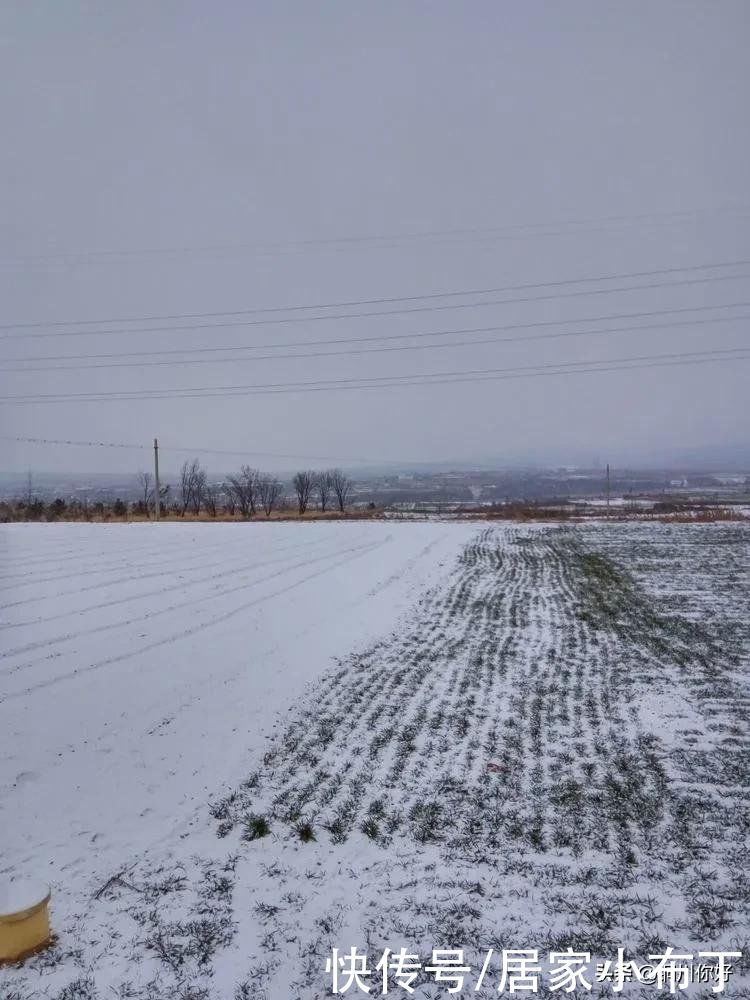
[
  {"x1": 1, "y1": 520, "x2": 747, "y2": 999},
  {"x1": 0, "y1": 878, "x2": 49, "y2": 918},
  {"x1": 0, "y1": 522, "x2": 476, "y2": 889}
]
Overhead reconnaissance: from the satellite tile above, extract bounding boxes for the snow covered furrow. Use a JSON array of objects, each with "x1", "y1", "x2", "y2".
[{"x1": 202, "y1": 524, "x2": 749, "y2": 997}]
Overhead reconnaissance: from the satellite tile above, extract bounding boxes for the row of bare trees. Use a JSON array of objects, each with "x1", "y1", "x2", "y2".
[
  {"x1": 2, "y1": 463, "x2": 356, "y2": 523},
  {"x1": 291, "y1": 469, "x2": 352, "y2": 514},
  {"x1": 179, "y1": 461, "x2": 287, "y2": 517},
  {"x1": 134, "y1": 461, "x2": 354, "y2": 518},
  {"x1": 224, "y1": 465, "x2": 284, "y2": 517}
]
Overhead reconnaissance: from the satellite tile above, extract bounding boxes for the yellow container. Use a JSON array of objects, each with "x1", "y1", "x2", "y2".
[{"x1": 0, "y1": 881, "x2": 51, "y2": 964}]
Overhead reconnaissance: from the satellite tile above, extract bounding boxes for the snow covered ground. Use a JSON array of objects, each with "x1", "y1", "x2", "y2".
[
  {"x1": 1, "y1": 520, "x2": 748, "y2": 999},
  {"x1": 0, "y1": 522, "x2": 477, "y2": 878}
]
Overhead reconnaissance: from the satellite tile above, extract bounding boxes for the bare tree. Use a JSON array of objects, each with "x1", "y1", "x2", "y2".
[
  {"x1": 258, "y1": 475, "x2": 283, "y2": 517},
  {"x1": 179, "y1": 459, "x2": 206, "y2": 516},
  {"x1": 203, "y1": 482, "x2": 218, "y2": 518},
  {"x1": 223, "y1": 482, "x2": 237, "y2": 516},
  {"x1": 191, "y1": 467, "x2": 207, "y2": 515},
  {"x1": 314, "y1": 470, "x2": 333, "y2": 512},
  {"x1": 225, "y1": 477, "x2": 241, "y2": 515},
  {"x1": 293, "y1": 470, "x2": 314, "y2": 515},
  {"x1": 180, "y1": 460, "x2": 195, "y2": 515},
  {"x1": 330, "y1": 468, "x2": 353, "y2": 512},
  {"x1": 226, "y1": 465, "x2": 259, "y2": 518},
  {"x1": 156, "y1": 483, "x2": 170, "y2": 517},
  {"x1": 136, "y1": 471, "x2": 153, "y2": 517}
]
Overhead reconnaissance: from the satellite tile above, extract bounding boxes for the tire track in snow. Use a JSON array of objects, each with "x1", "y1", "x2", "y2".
[
  {"x1": 0, "y1": 533, "x2": 369, "y2": 664},
  {"x1": 0, "y1": 534, "x2": 390, "y2": 702},
  {"x1": 0, "y1": 530, "x2": 355, "y2": 621}
]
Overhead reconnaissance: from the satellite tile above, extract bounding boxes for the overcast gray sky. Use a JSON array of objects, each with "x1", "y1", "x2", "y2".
[{"x1": 1, "y1": 1, "x2": 748, "y2": 476}]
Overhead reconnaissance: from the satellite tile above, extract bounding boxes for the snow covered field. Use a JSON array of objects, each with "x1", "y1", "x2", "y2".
[
  {"x1": 0, "y1": 522, "x2": 476, "y2": 875},
  {"x1": 1, "y1": 520, "x2": 748, "y2": 999}
]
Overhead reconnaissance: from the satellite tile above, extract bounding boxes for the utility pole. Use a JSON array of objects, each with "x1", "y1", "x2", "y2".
[
  {"x1": 606, "y1": 462, "x2": 611, "y2": 517},
  {"x1": 154, "y1": 438, "x2": 161, "y2": 522}
]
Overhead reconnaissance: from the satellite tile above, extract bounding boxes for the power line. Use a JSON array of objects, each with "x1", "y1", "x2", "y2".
[
  {"x1": 0, "y1": 435, "x2": 434, "y2": 467},
  {"x1": 4, "y1": 300, "x2": 748, "y2": 366},
  {"x1": 1, "y1": 257, "x2": 748, "y2": 334},
  {"x1": 2, "y1": 347, "x2": 747, "y2": 405},
  {"x1": 5, "y1": 312, "x2": 748, "y2": 374},
  {"x1": 0, "y1": 435, "x2": 148, "y2": 451},
  {"x1": 3, "y1": 205, "x2": 747, "y2": 265},
  {"x1": 2, "y1": 274, "x2": 749, "y2": 345}
]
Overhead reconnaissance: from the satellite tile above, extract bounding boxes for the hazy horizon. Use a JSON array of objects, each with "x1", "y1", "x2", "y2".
[{"x1": 3, "y1": 439, "x2": 749, "y2": 490}]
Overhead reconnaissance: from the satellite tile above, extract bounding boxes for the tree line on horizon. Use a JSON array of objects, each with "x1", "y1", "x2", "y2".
[
  {"x1": 172, "y1": 461, "x2": 354, "y2": 518},
  {"x1": 1, "y1": 461, "x2": 356, "y2": 522}
]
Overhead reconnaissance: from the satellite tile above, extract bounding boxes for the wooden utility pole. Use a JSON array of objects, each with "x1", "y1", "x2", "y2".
[{"x1": 154, "y1": 438, "x2": 161, "y2": 521}]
